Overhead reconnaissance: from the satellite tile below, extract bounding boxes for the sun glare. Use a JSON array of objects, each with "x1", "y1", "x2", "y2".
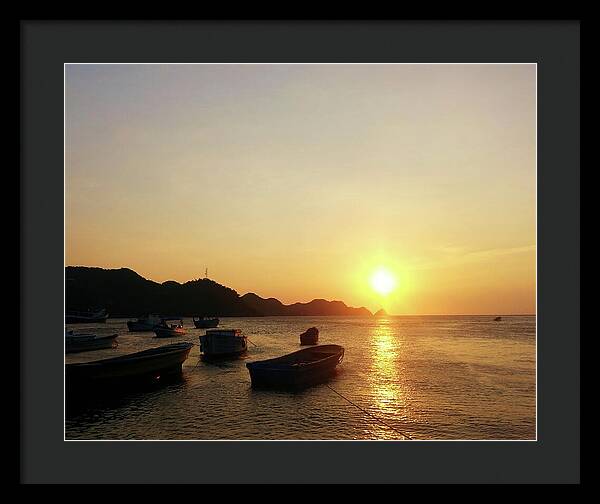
[{"x1": 370, "y1": 268, "x2": 397, "y2": 296}]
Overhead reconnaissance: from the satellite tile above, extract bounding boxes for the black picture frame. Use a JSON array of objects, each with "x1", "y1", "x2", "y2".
[{"x1": 20, "y1": 20, "x2": 580, "y2": 484}]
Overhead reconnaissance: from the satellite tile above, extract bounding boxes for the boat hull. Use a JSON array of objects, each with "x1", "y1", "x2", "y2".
[
  {"x1": 65, "y1": 334, "x2": 119, "y2": 354},
  {"x1": 193, "y1": 318, "x2": 220, "y2": 329},
  {"x1": 201, "y1": 350, "x2": 247, "y2": 361},
  {"x1": 247, "y1": 363, "x2": 338, "y2": 390},
  {"x1": 127, "y1": 321, "x2": 158, "y2": 332},
  {"x1": 200, "y1": 332, "x2": 247, "y2": 359},
  {"x1": 154, "y1": 327, "x2": 186, "y2": 338},
  {"x1": 247, "y1": 345, "x2": 344, "y2": 390},
  {"x1": 66, "y1": 342, "x2": 193, "y2": 389}
]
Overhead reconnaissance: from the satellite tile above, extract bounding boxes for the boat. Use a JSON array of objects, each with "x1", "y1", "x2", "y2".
[
  {"x1": 493, "y1": 316, "x2": 502, "y2": 321},
  {"x1": 193, "y1": 316, "x2": 220, "y2": 329},
  {"x1": 300, "y1": 327, "x2": 319, "y2": 345},
  {"x1": 65, "y1": 330, "x2": 118, "y2": 354},
  {"x1": 66, "y1": 342, "x2": 193, "y2": 388},
  {"x1": 200, "y1": 329, "x2": 247, "y2": 359},
  {"x1": 153, "y1": 318, "x2": 186, "y2": 338},
  {"x1": 65, "y1": 308, "x2": 109, "y2": 324},
  {"x1": 246, "y1": 344, "x2": 344, "y2": 390},
  {"x1": 127, "y1": 314, "x2": 162, "y2": 332}
]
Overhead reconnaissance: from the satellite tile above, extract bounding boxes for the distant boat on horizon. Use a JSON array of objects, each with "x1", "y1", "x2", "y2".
[{"x1": 493, "y1": 316, "x2": 502, "y2": 321}]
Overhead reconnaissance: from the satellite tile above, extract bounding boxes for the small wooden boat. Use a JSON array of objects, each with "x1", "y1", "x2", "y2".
[
  {"x1": 193, "y1": 316, "x2": 220, "y2": 329},
  {"x1": 65, "y1": 330, "x2": 118, "y2": 354},
  {"x1": 154, "y1": 318, "x2": 186, "y2": 338},
  {"x1": 127, "y1": 314, "x2": 162, "y2": 332},
  {"x1": 246, "y1": 344, "x2": 344, "y2": 390},
  {"x1": 300, "y1": 327, "x2": 319, "y2": 345},
  {"x1": 200, "y1": 329, "x2": 247, "y2": 359},
  {"x1": 65, "y1": 308, "x2": 109, "y2": 324},
  {"x1": 66, "y1": 342, "x2": 193, "y2": 388},
  {"x1": 493, "y1": 316, "x2": 502, "y2": 321}
]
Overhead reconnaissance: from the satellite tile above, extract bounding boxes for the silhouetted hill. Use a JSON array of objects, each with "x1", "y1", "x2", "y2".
[
  {"x1": 66, "y1": 267, "x2": 373, "y2": 318},
  {"x1": 374, "y1": 309, "x2": 388, "y2": 317},
  {"x1": 66, "y1": 267, "x2": 257, "y2": 317},
  {"x1": 241, "y1": 293, "x2": 288, "y2": 316},
  {"x1": 241, "y1": 293, "x2": 372, "y2": 317}
]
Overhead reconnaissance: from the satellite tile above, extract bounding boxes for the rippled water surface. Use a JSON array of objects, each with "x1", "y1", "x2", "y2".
[{"x1": 65, "y1": 316, "x2": 536, "y2": 440}]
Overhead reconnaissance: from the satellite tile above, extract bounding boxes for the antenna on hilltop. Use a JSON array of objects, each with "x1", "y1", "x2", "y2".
[{"x1": 205, "y1": 268, "x2": 208, "y2": 279}]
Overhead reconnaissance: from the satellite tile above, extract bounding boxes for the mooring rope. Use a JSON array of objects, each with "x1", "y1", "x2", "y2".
[
  {"x1": 325, "y1": 384, "x2": 413, "y2": 440},
  {"x1": 188, "y1": 335, "x2": 411, "y2": 439}
]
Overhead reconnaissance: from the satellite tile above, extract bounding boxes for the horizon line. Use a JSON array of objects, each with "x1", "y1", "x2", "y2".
[{"x1": 65, "y1": 264, "x2": 535, "y2": 317}]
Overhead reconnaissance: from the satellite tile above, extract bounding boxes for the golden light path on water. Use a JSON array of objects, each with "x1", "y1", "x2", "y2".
[{"x1": 365, "y1": 319, "x2": 412, "y2": 439}]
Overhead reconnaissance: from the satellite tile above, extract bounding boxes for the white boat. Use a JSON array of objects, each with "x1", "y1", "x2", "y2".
[
  {"x1": 65, "y1": 330, "x2": 118, "y2": 354},
  {"x1": 127, "y1": 314, "x2": 162, "y2": 332},
  {"x1": 199, "y1": 329, "x2": 247, "y2": 359}
]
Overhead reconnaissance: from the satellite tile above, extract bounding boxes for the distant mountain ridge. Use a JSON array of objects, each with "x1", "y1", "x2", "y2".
[
  {"x1": 66, "y1": 266, "x2": 256, "y2": 317},
  {"x1": 241, "y1": 292, "x2": 372, "y2": 317},
  {"x1": 66, "y1": 266, "x2": 373, "y2": 318}
]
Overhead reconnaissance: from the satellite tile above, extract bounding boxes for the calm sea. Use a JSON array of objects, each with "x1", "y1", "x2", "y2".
[{"x1": 65, "y1": 315, "x2": 536, "y2": 440}]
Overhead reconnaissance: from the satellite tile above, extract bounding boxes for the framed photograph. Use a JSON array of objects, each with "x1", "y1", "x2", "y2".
[{"x1": 21, "y1": 20, "x2": 580, "y2": 484}]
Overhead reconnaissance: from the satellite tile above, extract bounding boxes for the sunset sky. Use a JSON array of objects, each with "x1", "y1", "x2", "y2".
[{"x1": 66, "y1": 64, "x2": 536, "y2": 315}]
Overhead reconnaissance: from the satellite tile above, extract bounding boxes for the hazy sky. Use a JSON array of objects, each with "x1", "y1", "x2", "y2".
[{"x1": 66, "y1": 64, "x2": 536, "y2": 315}]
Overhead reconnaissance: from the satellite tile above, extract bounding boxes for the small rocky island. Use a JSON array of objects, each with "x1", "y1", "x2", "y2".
[{"x1": 374, "y1": 309, "x2": 388, "y2": 317}]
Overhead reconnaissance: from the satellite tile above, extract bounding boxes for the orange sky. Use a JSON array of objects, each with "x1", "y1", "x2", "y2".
[{"x1": 66, "y1": 64, "x2": 536, "y2": 315}]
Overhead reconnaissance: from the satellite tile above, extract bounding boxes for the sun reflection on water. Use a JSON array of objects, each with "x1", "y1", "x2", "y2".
[
  {"x1": 371, "y1": 321, "x2": 403, "y2": 407},
  {"x1": 363, "y1": 319, "x2": 413, "y2": 438}
]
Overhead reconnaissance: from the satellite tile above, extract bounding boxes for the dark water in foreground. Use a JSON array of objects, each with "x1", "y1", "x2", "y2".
[{"x1": 65, "y1": 315, "x2": 536, "y2": 440}]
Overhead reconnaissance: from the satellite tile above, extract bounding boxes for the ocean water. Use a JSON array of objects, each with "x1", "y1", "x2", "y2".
[{"x1": 65, "y1": 315, "x2": 536, "y2": 440}]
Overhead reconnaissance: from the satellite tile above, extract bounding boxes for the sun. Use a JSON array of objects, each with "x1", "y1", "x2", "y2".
[{"x1": 370, "y1": 268, "x2": 397, "y2": 296}]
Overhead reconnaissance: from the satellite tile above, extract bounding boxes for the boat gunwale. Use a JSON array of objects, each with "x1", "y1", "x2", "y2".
[
  {"x1": 66, "y1": 342, "x2": 193, "y2": 368},
  {"x1": 246, "y1": 344, "x2": 344, "y2": 370},
  {"x1": 66, "y1": 333, "x2": 118, "y2": 342},
  {"x1": 202, "y1": 329, "x2": 244, "y2": 337},
  {"x1": 154, "y1": 325, "x2": 186, "y2": 337}
]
